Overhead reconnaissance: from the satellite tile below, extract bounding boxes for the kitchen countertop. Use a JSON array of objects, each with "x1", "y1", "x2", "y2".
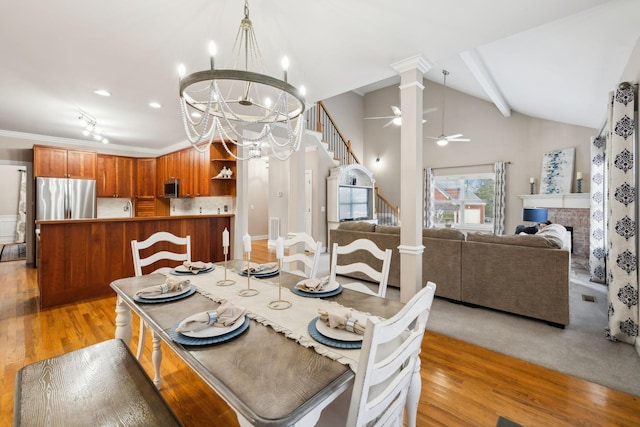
[{"x1": 36, "y1": 214, "x2": 235, "y2": 225}]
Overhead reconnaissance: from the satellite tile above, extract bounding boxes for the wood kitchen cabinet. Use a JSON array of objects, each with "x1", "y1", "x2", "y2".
[
  {"x1": 156, "y1": 152, "x2": 180, "y2": 197},
  {"x1": 34, "y1": 145, "x2": 97, "y2": 179},
  {"x1": 96, "y1": 154, "x2": 134, "y2": 198},
  {"x1": 134, "y1": 158, "x2": 156, "y2": 217},
  {"x1": 178, "y1": 146, "x2": 210, "y2": 197}
]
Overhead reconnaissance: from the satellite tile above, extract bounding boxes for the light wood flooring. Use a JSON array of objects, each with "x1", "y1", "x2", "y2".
[{"x1": 1, "y1": 241, "x2": 639, "y2": 426}]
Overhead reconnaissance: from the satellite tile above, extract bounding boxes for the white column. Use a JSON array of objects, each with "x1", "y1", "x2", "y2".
[{"x1": 391, "y1": 55, "x2": 431, "y2": 302}]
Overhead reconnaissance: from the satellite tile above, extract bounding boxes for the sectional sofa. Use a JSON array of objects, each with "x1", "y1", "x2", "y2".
[{"x1": 329, "y1": 222, "x2": 571, "y2": 326}]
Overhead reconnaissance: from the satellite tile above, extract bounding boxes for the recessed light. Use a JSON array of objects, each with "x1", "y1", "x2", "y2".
[
  {"x1": 149, "y1": 102, "x2": 162, "y2": 109},
  {"x1": 94, "y1": 89, "x2": 111, "y2": 97}
]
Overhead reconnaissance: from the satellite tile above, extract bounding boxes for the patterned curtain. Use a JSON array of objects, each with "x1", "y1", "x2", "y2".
[
  {"x1": 590, "y1": 135, "x2": 606, "y2": 283},
  {"x1": 424, "y1": 168, "x2": 435, "y2": 228},
  {"x1": 15, "y1": 169, "x2": 27, "y2": 243},
  {"x1": 606, "y1": 84, "x2": 638, "y2": 345},
  {"x1": 492, "y1": 161, "x2": 506, "y2": 235}
]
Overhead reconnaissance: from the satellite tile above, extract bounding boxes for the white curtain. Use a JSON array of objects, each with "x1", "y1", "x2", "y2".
[
  {"x1": 589, "y1": 135, "x2": 607, "y2": 283},
  {"x1": 15, "y1": 169, "x2": 26, "y2": 243},
  {"x1": 605, "y1": 84, "x2": 638, "y2": 345},
  {"x1": 492, "y1": 161, "x2": 506, "y2": 235},
  {"x1": 424, "y1": 168, "x2": 435, "y2": 228}
]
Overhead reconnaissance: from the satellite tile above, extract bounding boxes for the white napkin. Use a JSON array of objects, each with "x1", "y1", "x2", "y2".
[
  {"x1": 175, "y1": 300, "x2": 247, "y2": 333},
  {"x1": 295, "y1": 276, "x2": 329, "y2": 292},
  {"x1": 182, "y1": 261, "x2": 211, "y2": 274},
  {"x1": 136, "y1": 278, "x2": 190, "y2": 298},
  {"x1": 242, "y1": 262, "x2": 277, "y2": 274},
  {"x1": 317, "y1": 307, "x2": 366, "y2": 335}
]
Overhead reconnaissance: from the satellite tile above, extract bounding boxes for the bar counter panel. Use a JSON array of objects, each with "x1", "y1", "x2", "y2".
[{"x1": 37, "y1": 215, "x2": 233, "y2": 308}]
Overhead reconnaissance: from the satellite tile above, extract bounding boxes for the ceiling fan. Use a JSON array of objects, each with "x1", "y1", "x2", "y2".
[
  {"x1": 425, "y1": 69, "x2": 470, "y2": 146},
  {"x1": 364, "y1": 105, "x2": 437, "y2": 128}
]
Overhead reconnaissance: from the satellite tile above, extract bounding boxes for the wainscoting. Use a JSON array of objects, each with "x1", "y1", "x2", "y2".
[{"x1": 0, "y1": 214, "x2": 18, "y2": 243}]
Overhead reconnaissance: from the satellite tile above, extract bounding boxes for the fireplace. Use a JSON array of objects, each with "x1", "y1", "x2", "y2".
[{"x1": 519, "y1": 193, "x2": 590, "y2": 258}]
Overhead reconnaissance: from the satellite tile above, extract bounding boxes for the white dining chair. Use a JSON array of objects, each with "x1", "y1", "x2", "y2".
[
  {"x1": 316, "y1": 282, "x2": 437, "y2": 427},
  {"x1": 281, "y1": 232, "x2": 323, "y2": 278},
  {"x1": 330, "y1": 238, "x2": 392, "y2": 298},
  {"x1": 131, "y1": 231, "x2": 191, "y2": 360}
]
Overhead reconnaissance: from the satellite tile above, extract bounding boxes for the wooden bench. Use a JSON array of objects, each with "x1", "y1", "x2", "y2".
[{"x1": 14, "y1": 339, "x2": 183, "y2": 426}]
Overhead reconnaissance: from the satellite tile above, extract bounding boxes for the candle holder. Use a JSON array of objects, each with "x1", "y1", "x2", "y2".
[
  {"x1": 529, "y1": 182, "x2": 535, "y2": 195},
  {"x1": 238, "y1": 253, "x2": 259, "y2": 297},
  {"x1": 268, "y1": 260, "x2": 291, "y2": 310},
  {"x1": 577, "y1": 178, "x2": 583, "y2": 193},
  {"x1": 216, "y1": 246, "x2": 235, "y2": 286}
]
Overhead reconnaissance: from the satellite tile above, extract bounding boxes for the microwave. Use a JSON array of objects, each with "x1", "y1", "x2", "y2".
[{"x1": 164, "y1": 179, "x2": 180, "y2": 198}]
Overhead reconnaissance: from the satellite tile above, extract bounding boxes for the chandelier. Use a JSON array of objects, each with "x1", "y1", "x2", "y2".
[{"x1": 178, "y1": 0, "x2": 306, "y2": 161}]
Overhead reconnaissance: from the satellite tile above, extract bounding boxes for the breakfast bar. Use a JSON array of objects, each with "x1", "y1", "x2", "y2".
[{"x1": 36, "y1": 215, "x2": 233, "y2": 308}]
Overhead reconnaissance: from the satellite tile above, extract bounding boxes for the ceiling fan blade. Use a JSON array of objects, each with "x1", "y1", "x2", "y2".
[
  {"x1": 446, "y1": 133, "x2": 463, "y2": 139},
  {"x1": 424, "y1": 135, "x2": 439, "y2": 140},
  {"x1": 364, "y1": 115, "x2": 395, "y2": 120},
  {"x1": 391, "y1": 105, "x2": 401, "y2": 116},
  {"x1": 422, "y1": 107, "x2": 438, "y2": 114},
  {"x1": 448, "y1": 138, "x2": 471, "y2": 142},
  {"x1": 383, "y1": 119, "x2": 395, "y2": 128}
]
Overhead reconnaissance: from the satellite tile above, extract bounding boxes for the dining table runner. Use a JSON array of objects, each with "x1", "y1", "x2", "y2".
[{"x1": 175, "y1": 267, "x2": 365, "y2": 371}]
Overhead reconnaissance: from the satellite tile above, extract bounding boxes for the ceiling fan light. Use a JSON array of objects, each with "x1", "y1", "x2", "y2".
[
  {"x1": 437, "y1": 137, "x2": 449, "y2": 147},
  {"x1": 392, "y1": 117, "x2": 402, "y2": 126}
]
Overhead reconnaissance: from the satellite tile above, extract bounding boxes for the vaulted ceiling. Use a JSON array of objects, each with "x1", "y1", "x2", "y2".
[{"x1": 0, "y1": 0, "x2": 638, "y2": 154}]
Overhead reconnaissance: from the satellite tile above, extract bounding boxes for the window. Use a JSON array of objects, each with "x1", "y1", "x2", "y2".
[
  {"x1": 433, "y1": 173, "x2": 494, "y2": 230},
  {"x1": 339, "y1": 186, "x2": 371, "y2": 221}
]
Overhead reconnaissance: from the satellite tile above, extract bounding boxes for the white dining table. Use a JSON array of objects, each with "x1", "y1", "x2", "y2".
[{"x1": 110, "y1": 261, "x2": 404, "y2": 426}]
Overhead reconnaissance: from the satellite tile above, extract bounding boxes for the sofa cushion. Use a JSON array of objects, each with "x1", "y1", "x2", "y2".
[
  {"x1": 466, "y1": 232, "x2": 559, "y2": 248},
  {"x1": 535, "y1": 224, "x2": 567, "y2": 249},
  {"x1": 422, "y1": 228, "x2": 465, "y2": 241},
  {"x1": 337, "y1": 221, "x2": 376, "y2": 232},
  {"x1": 375, "y1": 225, "x2": 401, "y2": 235}
]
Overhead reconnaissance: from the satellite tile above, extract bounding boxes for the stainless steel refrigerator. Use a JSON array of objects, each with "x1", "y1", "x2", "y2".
[{"x1": 35, "y1": 177, "x2": 96, "y2": 266}]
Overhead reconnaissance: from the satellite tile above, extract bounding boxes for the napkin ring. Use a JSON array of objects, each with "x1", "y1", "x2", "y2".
[
  {"x1": 160, "y1": 284, "x2": 169, "y2": 294},
  {"x1": 207, "y1": 311, "x2": 217, "y2": 326},
  {"x1": 345, "y1": 318, "x2": 357, "y2": 333}
]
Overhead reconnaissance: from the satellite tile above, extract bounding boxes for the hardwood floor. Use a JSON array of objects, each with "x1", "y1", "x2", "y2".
[{"x1": 1, "y1": 241, "x2": 639, "y2": 426}]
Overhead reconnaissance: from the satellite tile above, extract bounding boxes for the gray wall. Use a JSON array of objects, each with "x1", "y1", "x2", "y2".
[{"x1": 361, "y1": 81, "x2": 597, "y2": 235}]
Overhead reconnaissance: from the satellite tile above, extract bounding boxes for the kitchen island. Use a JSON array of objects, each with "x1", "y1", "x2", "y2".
[{"x1": 36, "y1": 215, "x2": 233, "y2": 309}]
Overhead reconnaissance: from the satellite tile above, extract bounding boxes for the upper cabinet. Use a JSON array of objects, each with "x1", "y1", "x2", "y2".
[
  {"x1": 96, "y1": 155, "x2": 134, "y2": 198},
  {"x1": 210, "y1": 141, "x2": 237, "y2": 197},
  {"x1": 135, "y1": 158, "x2": 156, "y2": 199},
  {"x1": 34, "y1": 145, "x2": 97, "y2": 179}
]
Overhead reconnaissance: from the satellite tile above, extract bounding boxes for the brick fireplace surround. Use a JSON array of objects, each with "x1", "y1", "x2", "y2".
[{"x1": 548, "y1": 208, "x2": 590, "y2": 258}]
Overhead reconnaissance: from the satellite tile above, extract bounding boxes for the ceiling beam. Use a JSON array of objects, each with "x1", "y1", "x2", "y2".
[{"x1": 460, "y1": 49, "x2": 511, "y2": 117}]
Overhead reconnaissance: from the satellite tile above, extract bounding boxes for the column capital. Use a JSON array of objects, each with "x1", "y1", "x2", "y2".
[{"x1": 391, "y1": 55, "x2": 432, "y2": 75}]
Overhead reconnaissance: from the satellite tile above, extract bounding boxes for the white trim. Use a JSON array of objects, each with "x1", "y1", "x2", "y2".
[
  {"x1": 519, "y1": 193, "x2": 590, "y2": 209},
  {"x1": 460, "y1": 49, "x2": 511, "y2": 117},
  {"x1": 397, "y1": 244, "x2": 424, "y2": 255},
  {"x1": 391, "y1": 55, "x2": 432, "y2": 74}
]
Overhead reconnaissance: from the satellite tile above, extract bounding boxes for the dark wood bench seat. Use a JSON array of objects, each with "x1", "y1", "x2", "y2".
[{"x1": 14, "y1": 339, "x2": 182, "y2": 426}]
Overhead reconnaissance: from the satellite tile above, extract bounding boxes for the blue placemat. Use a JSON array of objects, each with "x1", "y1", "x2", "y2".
[
  {"x1": 238, "y1": 269, "x2": 280, "y2": 278},
  {"x1": 170, "y1": 265, "x2": 215, "y2": 276},
  {"x1": 307, "y1": 317, "x2": 362, "y2": 349},
  {"x1": 169, "y1": 316, "x2": 250, "y2": 346},
  {"x1": 133, "y1": 286, "x2": 196, "y2": 304},
  {"x1": 290, "y1": 285, "x2": 343, "y2": 298}
]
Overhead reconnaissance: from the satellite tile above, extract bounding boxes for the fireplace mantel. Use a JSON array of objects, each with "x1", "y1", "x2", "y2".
[{"x1": 519, "y1": 193, "x2": 589, "y2": 209}]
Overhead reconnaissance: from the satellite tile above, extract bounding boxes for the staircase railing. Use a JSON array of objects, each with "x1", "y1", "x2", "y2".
[
  {"x1": 304, "y1": 101, "x2": 359, "y2": 165},
  {"x1": 375, "y1": 186, "x2": 400, "y2": 226},
  {"x1": 304, "y1": 101, "x2": 400, "y2": 226}
]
